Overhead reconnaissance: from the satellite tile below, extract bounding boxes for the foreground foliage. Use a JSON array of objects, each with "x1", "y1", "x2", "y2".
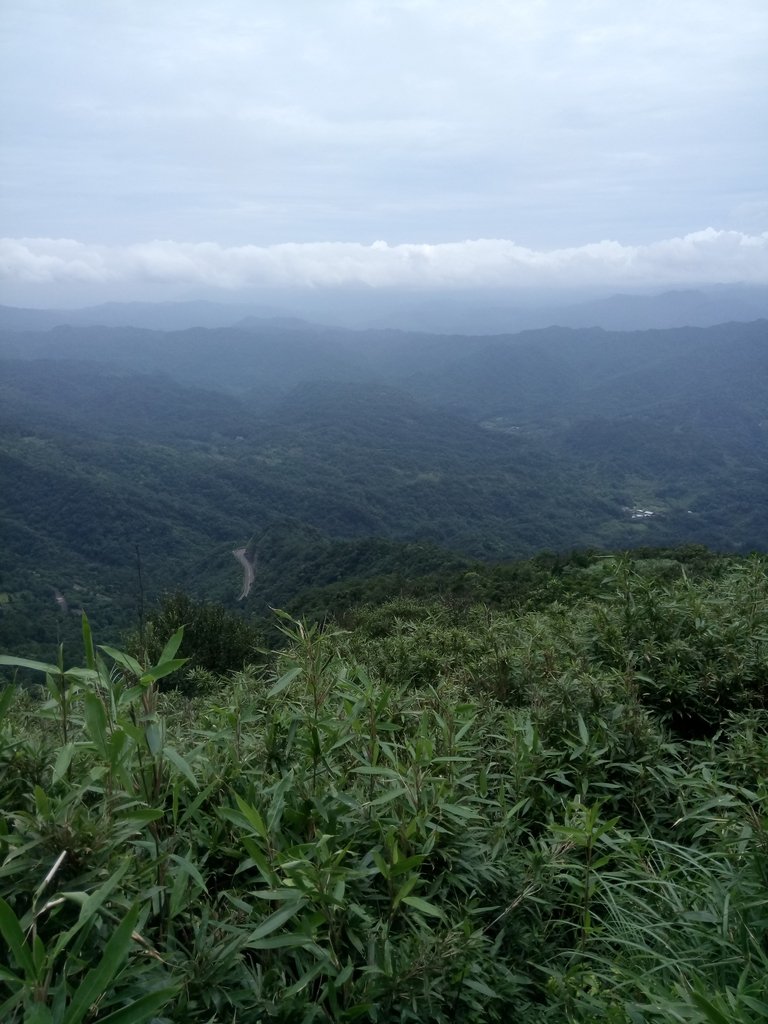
[{"x1": 1, "y1": 555, "x2": 767, "y2": 1021}]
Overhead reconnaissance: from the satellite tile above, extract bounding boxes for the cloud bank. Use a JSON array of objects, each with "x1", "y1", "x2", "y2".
[{"x1": 1, "y1": 230, "x2": 767, "y2": 295}]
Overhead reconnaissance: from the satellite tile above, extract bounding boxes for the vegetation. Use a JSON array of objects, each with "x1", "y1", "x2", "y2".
[
  {"x1": 1, "y1": 552, "x2": 767, "y2": 1021},
  {"x1": 1, "y1": 312, "x2": 767, "y2": 1017},
  {"x1": 1, "y1": 317, "x2": 767, "y2": 658}
]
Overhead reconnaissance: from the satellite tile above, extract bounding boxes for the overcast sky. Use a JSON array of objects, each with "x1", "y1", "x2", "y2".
[{"x1": 1, "y1": 0, "x2": 767, "y2": 300}]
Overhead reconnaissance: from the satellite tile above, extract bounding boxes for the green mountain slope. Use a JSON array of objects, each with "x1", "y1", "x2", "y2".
[{"x1": 1, "y1": 317, "x2": 766, "y2": 655}]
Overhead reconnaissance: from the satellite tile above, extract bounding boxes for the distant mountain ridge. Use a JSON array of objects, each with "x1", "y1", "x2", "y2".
[
  {"x1": 1, "y1": 312, "x2": 766, "y2": 657},
  {"x1": 2, "y1": 282, "x2": 768, "y2": 333}
]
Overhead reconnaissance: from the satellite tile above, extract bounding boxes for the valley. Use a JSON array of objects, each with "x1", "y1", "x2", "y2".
[{"x1": 1, "y1": 309, "x2": 766, "y2": 656}]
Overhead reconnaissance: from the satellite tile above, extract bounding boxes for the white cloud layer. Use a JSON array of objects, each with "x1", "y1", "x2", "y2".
[{"x1": 1, "y1": 231, "x2": 767, "y2": 294}]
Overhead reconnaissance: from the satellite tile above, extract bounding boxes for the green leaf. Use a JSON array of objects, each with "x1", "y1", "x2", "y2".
[
  {"x1": 169, "y1": 853, "x2": 207, "y2": 892},
  {"x1": 251, "y1": 888, "x2": 304, "y2": 901},
  {"x1": 438, "y1": 801, "x2": 479, "y2": 820},
  {"x1": 393, "y1": 876, "x2": 417, "y2": 908},
  {"x1": 158, "y1": 626, "x2": 185, "y2": 665},
  {"x1": 0, "y1": 655, "x2": 59, "y2": 675},
  {"x1": 246, "y1": 900, "x2": 306, "y2": 943},
  {"x1": 0, "y1": 897, "x2": 36, "y2": 978},
  {"x1": 53, "y1": 863, "x2": 131, "y2": 959},
  {"x1": 577, "y1": 714, "x2": 589, "y2": 747},
  {"x1": 63, "y1": 904, "x2": 140, "y2": 1024},
  {"x1": 0, "y1": 990, "x2": 26, "y2": 1023},
  {"x1": 144, "y1": 721, "x2": 163, "y2": 756},
  {"x1": 234, "y1": 794, "x2": 267, "y2": 839},
  {"x1": 0, "y1": 683, "x2": 16, "y2": 720},
  {"x1": 284, "y1": 959, "x2": 326, "y2": 997},
  {"x1": 463, "y1": 977, "x2": 500, "y2": 999},
  {"x1": 367, "y1": 786, "x2": 408, "y2": 808},
  {"x1": 164, "y1": 745, "x2": 197, "y2": 787},
  {"x1": 96, "y1": 987, "x2": 178, "y2": 1024},
  {"x1": 83, "y1": 692, "x2": 109, "y2": 758},
  {"x1": 140, "y1": 659, "x2": 187, "y2": 685},
  {"x1": 388, "y1": 854, "x2": 426, "y2": 877},
  {"x1": 26, "y1": 1005, "x2": 53, "y2": 1024},
  {"x1": 689, "y1": 990, "x2": 735, "y2": 1024},
  {"x1": 52, "y1": 742, "x2": 76, "y2": 784},
  {"x1": 99, "y1": 647, "x2": 144, "y2": 678},
  {"x1": 267, "y1": 665, "x2": 302, "y2": 698},
  {"x1": 402, "y1": 896, "x2": 444, "y2": 918},
  {"x1": 246, "y1": 932, "x2": 318, "y2": 950},
  {"x1": 81, "y1": 613, "x2": 95, "y2": 670}
]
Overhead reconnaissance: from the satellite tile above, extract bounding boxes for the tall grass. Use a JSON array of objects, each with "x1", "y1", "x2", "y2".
[{"x1": 0, "y1": 557, "x2": 766, "y2": 1021}]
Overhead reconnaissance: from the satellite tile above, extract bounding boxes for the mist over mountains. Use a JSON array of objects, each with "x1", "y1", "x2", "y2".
[
  {"x1": 1, "y1": 292, "x2": 767, "y2": 656},
  {"x1": 3, "y1": 282, "x2": 768, "y2": 334}
]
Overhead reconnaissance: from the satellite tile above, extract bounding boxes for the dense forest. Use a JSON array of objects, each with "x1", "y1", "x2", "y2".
[
  {"x1": 1, "y1": 306, "x2": 767, "y2": 1021},
  {"x1": 1, "y1": 313, "x2": 767, "y2": 657}
]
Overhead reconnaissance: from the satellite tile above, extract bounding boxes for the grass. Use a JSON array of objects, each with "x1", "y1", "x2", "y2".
[{"x1": 0, "y1": 556, "x2": 767, "y2": 1021}]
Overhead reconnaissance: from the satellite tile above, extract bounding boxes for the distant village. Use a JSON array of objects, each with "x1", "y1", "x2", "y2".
[{"x1": 624, "y1": 506, "x2": 656, "y2": 520}]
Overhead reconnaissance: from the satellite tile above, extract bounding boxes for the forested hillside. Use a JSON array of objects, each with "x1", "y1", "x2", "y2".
[
  {"x1": 1, "y1": 307, "x2": 767, "y2": 1020},
  {"x1": 1, "y1": 314, "x2": 766, "y2": 656}
]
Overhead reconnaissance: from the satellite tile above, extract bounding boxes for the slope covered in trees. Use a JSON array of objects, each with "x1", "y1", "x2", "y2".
[{"x1": 1, "y1": 315, "x2": 766, "y2": 656}]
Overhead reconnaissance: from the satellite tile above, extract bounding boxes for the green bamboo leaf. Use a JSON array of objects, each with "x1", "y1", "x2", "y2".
[
  {"x1": 52, "y1": 742, "x2": 76, "y2": 784},
  {"x1": 234, "y1": 794, "x2": 267, "y2": 838},
  {"x1": 139, "y1": 659, "x2": 187, "y2": 685},
  {"x1": 246, "y1": 932, "x2": 319, "y2": 950},
  {"x1": 284, "y1": 959, "x2": 326, "y2": 997},
  {"x1": 0, "y1": 897, "x2": 36, "y2": 978},
  {"x1": 164, "y1": 745, "x2": 197, "y2": 787},
  {"x1": 353, "y1": 766, "x2": 402, "y2": 778},
  {"x1": 64, "y1": 667, "x2": 99, "y2": 683},
  {"x1": 251, "y1": 889, "x2": 304, "y2": 901},
  {"x1": 371, "y1": 851, "x2": 389, "y2": 879},
  {"x1": 96, "y1": 987, "x2": 178, "y2": 1024},
  {"x1": 463, "y1": 977, "x2": 500, "y2": 999},
  {"x1": 335, "y1": 962, "x2": 354, "y2": 986},
  {"x1": 158, "y1": 626, "x2": 185, "y2": 665},
  {"x1": 98, "y1": 647, "x2": 143, "y2": 678},
  {"x1": 0, "y1": 683, "x2": 16, "y2": 720},
  {"x1": 577, "y1": 714, "x2": 589, "y2": 746},
  {"x1": 689, "y1": 990, "x2": 734, "y2": 1024},
  {"x1": 0, "y1": 655, "x2": 59, "y2": 675},
  {"x1": 438, "y1": 801, "x2": 479, "y2": 820},
  {"x1": 388, "y1": 854, "x2": 426, "y2": 877},
  {"x1": 32, "y1": 934, "x2": 46, "y2": 974},
  {"x1": 63, "y1": 904, "x2": 140, "y2": 1024},
  {"x1": 267, "y1": 665, "x2": 302, "y2": 698},
  {"x1": 34, "y1": 785, "x2": 50, "y2": 816},
  {"x1": 144, "y1": 721, "x2": 163, "y2": 756},
  {"x1": 246, "y1": 899, "x2": 306, "y2": 943},
  {"x1": 26, "y1": 1004, "x2": 53, "y2": 1024},
  {"x1": 402, "y1": 895, "x2": 444, "y2": 918},
  {"x1": 81, "y1": 613, "x2": 95, "y2": 671},
  {"x1": 367, "y1": 786, "x2": 408, "y2": 808},
  {"x1": 74, "y1": 861, "x2": 130, "y2": 929},
  {"x1": 0, "y1": 989, "x2": 26, "y2": 1022},
  {"x1": 83, "y1": 692, "x2": 109, "y2": 758},
  {"x1": 169, "y1": 853, "x2": 207, "y2": 892},
  {"x1": 393, "y1": 876, "x2": 417, "y2": 908}
]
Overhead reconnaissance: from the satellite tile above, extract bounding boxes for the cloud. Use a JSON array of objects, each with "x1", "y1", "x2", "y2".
[
  {"x1": 2, "y1": 2, "x2": 766, "y2": 247},
  {"x1": 1, "y1": 230, "x2": 767, "y2": 295}
]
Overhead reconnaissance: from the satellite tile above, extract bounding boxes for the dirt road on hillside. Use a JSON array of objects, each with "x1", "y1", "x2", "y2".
[{"x1": 233, "y1": 547, "x2": 256, "y2": 600}]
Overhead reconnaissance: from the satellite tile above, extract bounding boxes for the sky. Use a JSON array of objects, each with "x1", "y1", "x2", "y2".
[{"x1": 1, "y1": 0, "x2": 767, "y2": 302}]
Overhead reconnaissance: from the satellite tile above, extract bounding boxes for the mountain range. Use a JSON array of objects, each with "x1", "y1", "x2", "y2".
[{"x1": 1, "y1": 300, "x2": 766, "y2": 657}]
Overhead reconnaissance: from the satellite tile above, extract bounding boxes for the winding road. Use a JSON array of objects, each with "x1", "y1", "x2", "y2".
[{"x1": 233, "y1": 547, "x2": 256, "y2": 600}]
